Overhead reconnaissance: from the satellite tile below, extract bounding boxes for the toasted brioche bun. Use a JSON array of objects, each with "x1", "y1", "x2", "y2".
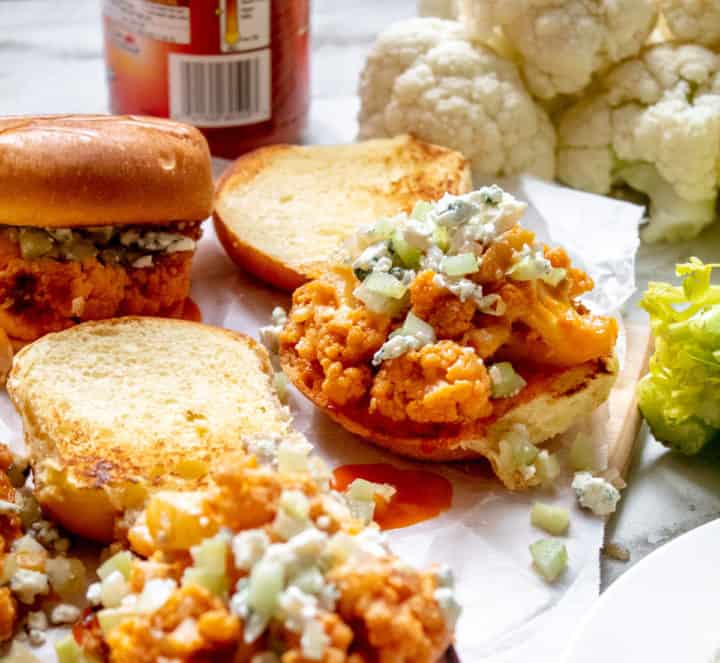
[
  {"x1": 281, "y1": 345, "x2": 618, "y2": 490},
  {"x1": 7, "y1": 317, "x2": 293, "y2": 542},
  {"x1": 0, "y1": 115, "x2": 213, "y2": 227},
  {"x1": 213, "y1": 135, "x2": 472, "y2": 291}
]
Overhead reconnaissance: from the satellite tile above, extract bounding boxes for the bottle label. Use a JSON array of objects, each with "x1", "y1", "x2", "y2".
[
  {"x1": 103, "y1": 0, "x2": 190, "y2": 45},
  {"x1": 219, "y1": 0, "x2": 270, "y2": 52},
  {"x1": 103, "y1": 0, "x2": 273, "y2": 127},
  {"x1": 169, "y1": 51, "x2": 271, "y2": 127}
]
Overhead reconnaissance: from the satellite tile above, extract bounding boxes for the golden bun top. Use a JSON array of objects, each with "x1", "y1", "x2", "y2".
[{"x1": 0, "y1": 115, "x2": 213, "y2": 227}]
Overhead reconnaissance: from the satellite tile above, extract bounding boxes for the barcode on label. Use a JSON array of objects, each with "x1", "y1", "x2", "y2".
[{"x1": 169, "y1": 51, "x2": 271, "y2": 127}]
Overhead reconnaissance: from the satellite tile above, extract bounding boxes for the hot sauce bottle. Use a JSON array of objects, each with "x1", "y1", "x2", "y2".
[{"x1": 103, "y1": 0, "x2": 310, "y2": 158}]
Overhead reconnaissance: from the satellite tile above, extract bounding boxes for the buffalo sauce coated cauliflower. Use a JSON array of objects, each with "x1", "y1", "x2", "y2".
[
  {"x1": 660, "y1": 0, "x2": 720, "y2": 48},
  {"x1": 77, "y1": 445, "x2": 456, "y2": 663},
  {"x1": 280, "y1": 188, "x2": 618, "y2": 435},
  {"x1": 457, "y1": 0, "x2": 657, "y2": 99},
  {"x1": 358, "y1": 18, "x2": 556, "y2": 180},
  {"x1": 281, "y1": 272, "x2": 391, "y2": 407},
  {"x1": 557, "y1": 43, "x2": 720, "y2": 242},
  {"x1": 410, "y1": 270, "x2": 476, "y2": 339},
  {"x1": 370, "y1": 340, "x2": 493, "y2": 423}
]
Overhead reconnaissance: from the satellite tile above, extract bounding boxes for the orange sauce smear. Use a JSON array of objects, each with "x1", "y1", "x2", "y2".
[
  {"x1": 332, "y1": 463, "x2": 453, "y2": 530},
  {"x1": 181, "y1": 298, "x2": 202, "y2": 322}
]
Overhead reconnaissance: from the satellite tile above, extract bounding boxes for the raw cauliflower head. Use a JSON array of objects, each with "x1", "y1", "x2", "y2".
[
  {"x1": 557, "y1": 43, "x2": 720, "y2": 243},
  {"x1": 358, "y1": 18, "x2": 556, "y2": 180},
  {"x1": 660, "y1": 0, "x2": 720, "y2": 47},
  {"x1": 459, "y1": 0, "x2": 658, "y2": 99},
  {"x1": 358, "y1": 18, "x2": 467, "y2": 140}
]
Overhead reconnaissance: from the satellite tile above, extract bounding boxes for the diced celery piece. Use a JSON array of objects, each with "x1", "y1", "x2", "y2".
[
  {"x1": 507, "y1": 255, "x2": 538, "y2": 281},
  {"x1": 400, "y1": 311, "x2": 436, "y2": 344},
  {"x1": 280, "y1": 490, "x2": 310, "y2": 519},
  {"x1": 391, "y1": 231, "x2": 421, "y2": 269},
  {"x1": 569, "y1": 432, "x2": 596, "y2": 472},
  {"x1": 411, "y1": 201, "x2": 433, "y2": 221},
  {"x1": 274, "y1": 371, "x2": 289, "y2": 403},
  {"x1": 489, "y1": 362, "x2": 527, "y2": 398},
  {"x1": 182, "y1": 566, "x2": 229, "y2": 597},
  {"x1": 531, "y1": 503, "x2": 570, "y2": 536},
  {"x1": 86, "y1": 226, "x2": 115, "y2": 243},
  {"x1": 100, "y1": 570, "x2": 130, "y2": 608},
  {"x1": 347, "y1": 499, "x2": 375, "y2": 523},
  {"x1": 248, "y1": 559, "x2": 284, "y2": 617},
  {"x1": 19, "y1": 228, "x2": 54, "y2": 259},
  {"x1": 97, "y1": 607, "x2": 136, "y2": 636},
  {"x1": 277, "y1": 441, "x2": 310, "y2": 474},
  {"x1": 441, "y1": 252, "x2": 479, "y2": 276},
  {"x1": 97, "y1": 550, "x2": 134, "y2": 581},
  {"x1": 46, "y1": 557, "x2": 86, "y2": 599},
  {"x1": 535, "y1": 450, "x2": 560, "y2": 485},
  {"x1": 433, "y1": 225, "x2": 450, "y2": 252},
  {"x1": 190, "y1": 533, "x2": 228, "y2": 573},
  {"x1": 363, "y1": 272, "x2": 407, "y2": 299},
  {"x1": 371, "y1": 217, "x2": 396, "y2": 240},
  {"x1": 62, "y1": 240, "x2": 97, "y2": 261},
  {"x1": 354, "y1": 282, "x2": 408, "y2": 317},
  {"x1": 347, "y1": 478, "x2": 396, "y2": 503},
  {"x1": 530, "y1": 539, "x2": 568, "y2": 582},
  {"x1": 55, "y1": 635, "x2": 83, "y2": 663},
  {"x1": 274, "y1": 509, "x2": 309, "y2": 541},
  {"x1": 513, "y1": 438, "x2": 539, "y2": 466}
]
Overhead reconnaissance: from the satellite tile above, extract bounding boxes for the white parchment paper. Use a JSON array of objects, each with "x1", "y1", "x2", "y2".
[{"x1": 0, "y1": 177, "x2": 643, "y2": 662}]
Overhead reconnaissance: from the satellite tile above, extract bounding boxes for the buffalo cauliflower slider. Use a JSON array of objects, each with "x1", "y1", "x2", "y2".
[
  {"x1": 7, "y1": 317, "x2": 295, "y2": 542},
  {"x1": 278, "y1": 187, "x2": 619, "y2": 489},
  {"x1": 0, "y1": 115, "x2": 213, "y2": 342}
]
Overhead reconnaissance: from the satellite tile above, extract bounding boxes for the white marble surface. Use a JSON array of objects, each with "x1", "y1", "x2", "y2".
[{"x1": 2, "y1": 0, "x2": 720, "y2": 621}]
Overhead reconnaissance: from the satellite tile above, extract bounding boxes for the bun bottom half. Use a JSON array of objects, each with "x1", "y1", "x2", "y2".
[{"x1": 281, "y1": 351, "x2": 618, "y2": 490}]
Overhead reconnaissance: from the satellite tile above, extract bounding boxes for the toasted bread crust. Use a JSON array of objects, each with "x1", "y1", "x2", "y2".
[
  {"x1": 213, "y1": 135, "x2": 472, "y2": 290},
  {"x1": 0, "y1": 115, "x2": 213, "y2": 227},
  {"x1": 8, "y1": 317, "x2": 288, "y2": 542},
  {"x1": 213, "y1": 210, "x2": 308, "y2": 291}
]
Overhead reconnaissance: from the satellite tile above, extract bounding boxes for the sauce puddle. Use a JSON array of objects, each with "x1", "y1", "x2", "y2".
[
  {"x1": 181, "y1": 297, "x2": 202, "y2": 322},
  {"x1": 332, "y1": 463, "x2": 453, "y2": 530}
]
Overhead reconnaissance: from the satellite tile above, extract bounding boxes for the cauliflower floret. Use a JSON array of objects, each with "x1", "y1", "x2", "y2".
[
  {"x1": 369, "y1": 340, "x2": 492, "y2": 423},
  {"x1": 358, "y1": 18, "x2": 556, "y2": 180},
  {"x1": 106, "y1": 585, "x2": 241, "y2": 663},
  {"x1": 458, "y1": 0, "x2": 657, "y2": 99},
  {"x1": 558, "y1": 43, "x2": 720, "y2": 243},
  {"x1": 281, "y1": 274, "x2": 391, "y2": 407},
  {"x1": 329, "y1": 558, "x2": 451, "y2": 663},
  {"x1": 358, "y1": 18, "x2": 467, "y2": 140},
  {"x1": 410, "y1": 270, "x2": 476, "y2": 339},
  {"x1": 660, "y1": 0, "x2": 720, "y2": 48}
]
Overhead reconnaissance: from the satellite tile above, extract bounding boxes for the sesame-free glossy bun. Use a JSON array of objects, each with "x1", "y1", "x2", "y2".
[{"x1": 0, "y1": 115, "x2": 213, "y2": 227}]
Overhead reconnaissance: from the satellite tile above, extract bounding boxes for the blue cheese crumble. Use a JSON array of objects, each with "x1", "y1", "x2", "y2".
[{"x1": 572, "y1": 472, "x2": 621, "y2": 516}]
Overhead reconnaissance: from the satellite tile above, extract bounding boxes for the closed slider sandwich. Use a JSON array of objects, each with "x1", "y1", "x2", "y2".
[
  {"x1": 278, "y1": 186, "x2": 619, "y2": 489},
  {"x1": 0, "y1": 115, "x2": 213, "y2": 343}
]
